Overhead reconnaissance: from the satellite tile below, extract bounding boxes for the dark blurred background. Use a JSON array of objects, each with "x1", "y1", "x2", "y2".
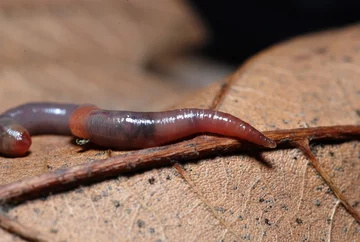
[{"x1": 189, "y1": 0, "x2": 360, "y2": 64}]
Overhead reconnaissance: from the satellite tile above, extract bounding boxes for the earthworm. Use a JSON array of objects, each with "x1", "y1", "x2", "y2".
[{"x1": 0, "y1": 102, "x2": 276, "y2": 156}]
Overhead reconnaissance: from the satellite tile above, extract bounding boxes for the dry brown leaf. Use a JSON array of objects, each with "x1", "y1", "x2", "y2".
[
  {"x1": 0, "y1": 3, "x2": 359, "y2": 242},
  {"x1": 0, "y1": 0, "x2": 205, "y2": 111}
]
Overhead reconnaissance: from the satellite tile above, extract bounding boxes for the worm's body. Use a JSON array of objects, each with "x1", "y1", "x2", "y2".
[
  {"x1": 0, "y1": 103, "x2": 78, "y2": 156},
  {"x1": 0, "y1": 103, "x2": 276, "y2": 157},
  {"x1": 70, "y1": 105, "x2": 276, "y2": 150}
]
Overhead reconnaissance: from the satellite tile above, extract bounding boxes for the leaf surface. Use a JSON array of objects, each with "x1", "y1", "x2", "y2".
[{"x1": 0, "y1": 2, "x2": 359, "y2": 241}]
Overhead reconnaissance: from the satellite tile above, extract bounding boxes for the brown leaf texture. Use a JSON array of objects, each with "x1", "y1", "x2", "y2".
[
  {"x1": 0, "y1": 4, "x2": 359, "y2": 242},
  {"x1": 0, "y1": 0, "x2": 205, "y2": 111}
]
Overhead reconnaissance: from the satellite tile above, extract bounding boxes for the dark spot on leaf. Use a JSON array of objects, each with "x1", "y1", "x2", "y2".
[
  {"x1": 112, "y1": 200, "x2": 121, "y2": 208},
  {"x1": 50, "y1": 228, "x2": 58, "y2": 234},
  {"x1": 316, "y1": 186, "x2": 323, "y2": 191},
  {"x1": 296, "y1": 218, "x2": 303, "y2": 224},
  {"x1": 325, "y1": 187, "x2": 332, "y2": 194},
  {"x1": 149, "y1": 227, "x2": 155, "y2": 233},
  {"x1": 281, "y1": 204, "x2": 288, "y2": 211},
  {"x1": 91, "y1": 195, "x2": 102, "y2": 202},
  {"x1": 238, "y1": 215, "x2": 243, "y2": 221},
  {"x1": 264, "y1": 218, "x2": 271, "y2": 226},
  {"x1": 282, "y1": 119, "x2": 289, "y2": 124},
  {"x1": 166, "y1": 175, "x2": 171, "y2": 180},
  {"x1": 259, "y1": 198, "x2": 265, "y2": 203},
  {"x1": 233, "y1": 186, "x2": 238, "y2": 190},
  {"x1": 310, "y1": 144, "x2": 318, "y2": 155},
  {"x1": 310, "y1": 117, "x2": 318, "y2": 125},
  {"x1": 242, "y1": 234, "x2": 251, "y2": 240},
  {"x1": 352, "y1": 201, "x2": 359, "y2": 207},
  {"x1": 314, "y1": 199, "x2": 321, "y2": 206},
  {"x1": 255, "y1": 217, "x2": 259, "y2": 221},
  {"x1": 356, "y1": 109, "x2": 360, "y2": 117},
  {"x1": 343, "y1": 56, "x2": 352, "y2": 62},
  {"x1": 335, "y1": 166, "x2": 344, "y2": 172},
  {"x1": 292, "y1": 156, "x2": 298, "y2": 160},
  {"x1": 148, "y1": 177, "x2": 155, "y2": 184},
  {"x1": 329, "y1": 151, "x2": 334, "y2": 157},
  {"x1": 215, "y1": 207, "x2": 226, "y2": 213},
  {"x1": 137, "y1": 220, "x2": 145, "y2": 228}
]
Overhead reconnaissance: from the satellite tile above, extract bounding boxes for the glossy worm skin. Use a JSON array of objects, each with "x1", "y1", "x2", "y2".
[
  {"x1": 0, "y1": 103, "x2": 276, "y2": 157},
  {"x1": 0, "y1": 103, "x2": 78, "y2": 156}
]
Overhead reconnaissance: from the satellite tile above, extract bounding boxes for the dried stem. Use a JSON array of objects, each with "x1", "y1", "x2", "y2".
[
  {"x1": 0, "y1": 211, "x2": 50, "y2": 242},
  {"x1": 0, "y1": 125, "x2": 358, "y2": 205},
  {"x1": 293, "y1": 140, "x2": 360, "y2": 223}
]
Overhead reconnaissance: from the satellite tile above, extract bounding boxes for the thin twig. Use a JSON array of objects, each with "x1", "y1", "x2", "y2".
[
  {"x1": 0, "y1": 125, "x2": 358, "y2": 205},
  {"x1": 0, "y1": 211, "x2": 50, "y2": 242},
  {"x1": 0, "y1": 125, "x2": 359, "y2": 241},
  {"x1": 294, "y1": 140, "x2": 360, "y2": 223}
]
